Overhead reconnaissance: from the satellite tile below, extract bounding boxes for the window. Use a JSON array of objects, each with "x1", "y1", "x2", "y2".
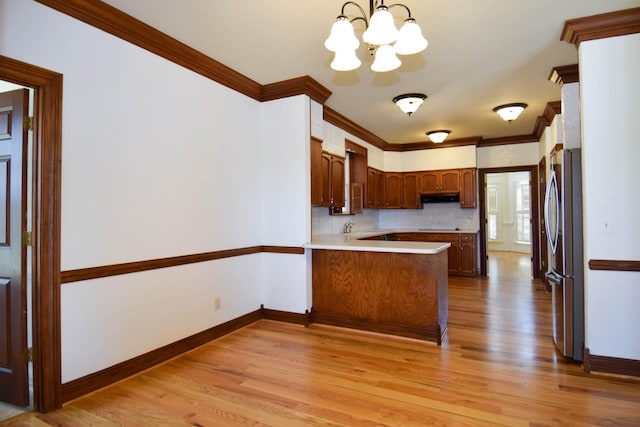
[
  {"x1": 487, "y1": 185, "x2": 498, "y2": 240},
  {"x1": 515, "y1": 181, "x2": 530, "y2": 243}
]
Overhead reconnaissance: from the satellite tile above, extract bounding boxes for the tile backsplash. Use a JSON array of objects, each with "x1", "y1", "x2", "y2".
[{"x1": 312, "y1": 204, "x2": 480, "y2": 236}]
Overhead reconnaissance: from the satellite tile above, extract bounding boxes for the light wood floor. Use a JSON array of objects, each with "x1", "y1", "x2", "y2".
[{"x1": 2, "y1": 252, "x2": 639, "y2": 426}]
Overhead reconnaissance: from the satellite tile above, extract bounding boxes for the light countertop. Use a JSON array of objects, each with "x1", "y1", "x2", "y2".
[{"x1": 305, "y1": 230, "x2": 452, "y2": 254}]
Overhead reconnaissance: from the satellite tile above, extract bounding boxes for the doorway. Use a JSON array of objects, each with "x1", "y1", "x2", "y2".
[
  {"x1": 0, "y1": 55, "x2": 63, "y2": 414},
  {"x1": 478, "y1": 166, "x2": 540, "y2": 280}
]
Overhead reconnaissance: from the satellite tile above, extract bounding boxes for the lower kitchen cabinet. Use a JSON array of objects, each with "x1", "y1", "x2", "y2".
[
  {"x1": 459, "y1": 233, "x2": 477, "y2": 276},
  {"x1": 404, "y1": 231, "x2": 477, "y2": 276}
]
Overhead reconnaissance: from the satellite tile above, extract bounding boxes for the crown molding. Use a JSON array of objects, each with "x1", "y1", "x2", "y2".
[
  {"x1": 561, "y1": 7, "x2": 640, "y2": 47},
  {"x1": 478, "y1": 134, "x2": 539, "y2": 148},
  {"x1": 35, "y1": 0, "x2": 563, "y2": 152},
  {"x1": 386, "y1": 136, "x2": 482, "y2": 152},
  {"x1": 262, "y1": 76, "x2": 332, "y2": 105},
  {"x1": 322, "y1": 106, "x2": 389, "y2": 150},
  {"x1": 549, "y1": 64, "x2": 580, "y2": 85}
]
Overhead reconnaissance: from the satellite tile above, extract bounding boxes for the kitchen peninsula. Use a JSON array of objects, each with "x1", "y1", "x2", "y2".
[{"x1": 305, "y1": 231, "x2": 451, "y2": 344}]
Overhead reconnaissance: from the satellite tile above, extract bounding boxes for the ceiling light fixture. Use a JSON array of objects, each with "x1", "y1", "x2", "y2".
[
  {"x1": 426, "y1": 130, "x2": 451, "y2": 144},
  {"x1": 325, "y1": 0, "x2": 428, "y2": 72},
  {"x1": 493, "y1": 103, "x2": 528, "y2": 123},
  {"x1": 393, "y1": 93, "x2": 426, "y2": 115}
]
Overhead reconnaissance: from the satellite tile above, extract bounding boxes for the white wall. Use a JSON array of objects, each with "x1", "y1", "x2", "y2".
[
  {"x1": 0, "y1": 0, "x2": 301, "y2": 382},
  {"x1": 259, "y1": 96, "x2": 310, "y2": 313},
  {"x1": 579, "y1": 33, "x2": 640, "y2": 361},
  {"x1": 477, "y1": 142, "x2": 540, "y2": 168}
]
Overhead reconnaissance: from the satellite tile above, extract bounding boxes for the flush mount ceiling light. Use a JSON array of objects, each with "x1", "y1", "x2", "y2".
[
  {"x1": 325, "y1": 0, "x2": 428, "y2": 72},
  {"x1": 493, "y1": 103, "x2": 528, "y2": 123},
  {"x1": 393, "y1": 93, "x2": 426, "y2": 115},
  {"x1": 426, "y1": 130, "x2": 451, "y2": 144}
]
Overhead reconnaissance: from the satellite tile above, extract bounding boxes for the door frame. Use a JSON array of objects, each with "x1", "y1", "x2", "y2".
[
  {"x1": 479, "y1": 165, "x2": 540, "y2": 279},
  {"x1": 0, "y1": 55, "x2": 62, "y2": 412}
]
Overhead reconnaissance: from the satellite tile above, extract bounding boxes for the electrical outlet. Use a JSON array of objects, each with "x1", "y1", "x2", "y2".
[{"x1": 214, "y1": 296, "x2": 221, "y2": 310}]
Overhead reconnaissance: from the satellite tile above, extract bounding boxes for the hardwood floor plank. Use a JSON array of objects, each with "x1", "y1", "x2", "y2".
[{"x1": 2, "y1": 252, "x2": 639, "y2": 426}]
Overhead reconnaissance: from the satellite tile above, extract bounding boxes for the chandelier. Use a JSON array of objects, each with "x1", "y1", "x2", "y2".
[{"x1": 324, "y1": 1, "x2": 428, "y2": 72}]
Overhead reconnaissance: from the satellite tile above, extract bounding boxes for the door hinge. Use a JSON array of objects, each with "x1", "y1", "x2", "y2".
[
  {"x1": 26, "y1": 347, "x2": 33, "y2": 363},
  {"x1": 23, "y1": 116, "x2": 34, "y2": 131},
  {"x1": 23, "y1": 231, "x2": 33, "y2": 246}
]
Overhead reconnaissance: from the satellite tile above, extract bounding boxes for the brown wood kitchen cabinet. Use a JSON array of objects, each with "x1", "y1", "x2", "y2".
[
  {"x1": 314, "y1": 151, "x2": 345, "y2": 210},
  {"x1": 459, "y1": 168, "x2": 477, "y2": 208},
  {"x1": 310, "y1": 137, "x2": 324, "y2": 205},
  {"x1": 366, "y1": 167, "x2": 385, "y2": 209},
  {"x1": 459, "y1": 233, "x2": 477, "y2": 276},
  {"x1": 419, "y1": 169, "x2": 460, "y2": 194},
  {"x1": 402, "y1": 172, "x2": 420, "y2": 208},
  {"x1": 384, "y1": 173, "x2": 402, "y2": 208}
]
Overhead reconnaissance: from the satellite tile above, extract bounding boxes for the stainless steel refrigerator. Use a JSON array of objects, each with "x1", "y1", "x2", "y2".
[{"x1": 544, "y1": 148, "x2": 584, "y2": 361}]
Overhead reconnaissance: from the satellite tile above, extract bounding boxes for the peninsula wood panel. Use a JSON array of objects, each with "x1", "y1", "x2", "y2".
[{"x1": 311, "y1": 249, "x2": 447, "y2": 343}]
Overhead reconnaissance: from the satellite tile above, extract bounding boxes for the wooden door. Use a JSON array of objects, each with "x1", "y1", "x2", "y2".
[
  {"x1": 0, "y1": 89, "x2": 29, "y2": 407},
  {"x1": 402, "y1": 173, "x2": 419, "y2": 208},
  {"x1": 440, "y1": 170, "x2": 460, "y2": 193},
  {"x1": 384, "y1": 173, "x2": 402, "y2": 208}
]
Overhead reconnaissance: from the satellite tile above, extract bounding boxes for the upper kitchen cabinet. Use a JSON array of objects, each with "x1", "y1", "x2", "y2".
[
  {"x1": 402, "y1": 173, "x2": 420, "y2": 209},
  {"x1": 323, "y1": 152, "x2": 345, "y2": 211},
  {"x1": 366, "y1": 167, "x2": 384, "y2": 209},
  {"x1": 310, "y1": 137, "x2": 324, "y2": 205},
  {"x1": 419, "y1": 169, "x2": 460, "y2": 194},
  {"x1": 310, "y1": 137, "x2": 345, "y2": 210},
  {"x1": 384, "y1": 173, "x2": 403, "y2": 209},
  {"x1": 459, "y1": 168, "x2": 477, "y2": 208}
]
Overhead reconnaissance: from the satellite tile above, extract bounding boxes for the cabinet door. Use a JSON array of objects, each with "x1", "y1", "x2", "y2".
[
  {"x1": 459, "y1": 168, "x2": 477, "y2": 208},
  {"x1": 459, "y1": 233, "x2": 477, "y2": 276},
  {"x1": 320, "y1": 152, "x2": 331, "y2": 207},
  {"x1": 366, "y1": 168, "x2": 378, "y2": 208},
  {"x1": 418, "y1": 171, "x2": 439, "y2": 194},
  {"x1": 330, "y1": 155, "x2": 345, "y2": 208},
  {"x1": 375, "y1": 170, "x2": 385, "y2": 208},
  {"x1": 384, "y1": 173, "x2": 402, "y2": 208},
  {"x1": 402, "y1": 173, "x2": 419, "y2": 208},
  {"x1": 440, "y1": 170, "x2": 460, "y2": 193},
  {"x1": 415, "y1": 233, "x2": 460, "y2": 274},
  {"x1": 310, "y1": 138, "x2": 323, "y2": 206}
]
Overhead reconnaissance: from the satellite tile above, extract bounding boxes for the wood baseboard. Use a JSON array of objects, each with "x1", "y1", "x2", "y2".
[
  {"x1": 61, "y1": 307, "x2": 307, "y2": 403},
  {"x1": 260, "y1": 305, "x2": 310, "y2": 326},
  {"x1": 310, "y1": 310, "x2": 445, "y2": 345},
  {"x1": 584, "y1": 348, "x2": 640, "y2": 377}
]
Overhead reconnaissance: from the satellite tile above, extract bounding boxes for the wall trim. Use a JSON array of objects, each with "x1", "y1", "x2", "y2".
[
  {"x1": 562, "y1": 7, "x2": 640, "y2": 47},
  {"x1": 549, "y1": 64, "x2": 580, "y2": 85},
  {"x1": 584, "y1": 348, "x2": 640, "y2": 377},
  {"x1": 0, "y1": 55, "x2": 63, "y2": 412},
  {"x1": 588, "y1": 259, "x2": 640, "y2": 272},
  {"x1": 61, "y1": 245, "x2": 305, "y2": 284},
  {"x1": 61, "y1": 309, "x2": 262, "y2": 402}
]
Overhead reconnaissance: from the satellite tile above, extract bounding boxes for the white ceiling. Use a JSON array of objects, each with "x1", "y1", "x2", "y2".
[{"x1": 102, "y1": 0, "x2": 640, "y2": 145}]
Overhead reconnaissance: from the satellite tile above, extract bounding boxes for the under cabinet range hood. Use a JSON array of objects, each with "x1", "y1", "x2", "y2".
[{"x1": 420, "y1": 193, "x2": 460, "y2": 204}]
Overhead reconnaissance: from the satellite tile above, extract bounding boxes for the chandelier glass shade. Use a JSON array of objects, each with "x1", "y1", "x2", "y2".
[
  {"x1": 493, "y1": 103, "x2": 528, "y2": 122},
  {"x1": 325, "y1": 1, "x2": 428, "y2": 72},
  {"x1": 393, "y1": 93, "x2": 426, "y2": 115},
  {"x1": 426, "y1": 130, "x2": 451, "y2": 143}
]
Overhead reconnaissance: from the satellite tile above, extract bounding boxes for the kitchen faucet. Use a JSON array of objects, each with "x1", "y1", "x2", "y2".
[{"x1": 343, "y1": 221, "x2": 354, "y2": 233}]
